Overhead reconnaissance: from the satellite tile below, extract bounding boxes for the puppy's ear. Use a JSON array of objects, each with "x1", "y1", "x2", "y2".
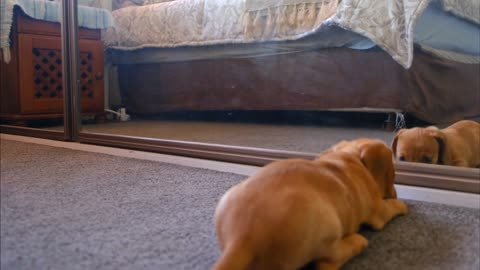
[
  {"x1": 331, "y1": 140, "x2": 350, "y2": 151},
  {"x1": 427, "y1": 129, "x2": 446, "y2": 165},
  {"x1": 360, "y1": 142, "x2": 397, "y2": 198},
  {"x1": 391, "y1": 129, "x2": 406, "y2": 158}
]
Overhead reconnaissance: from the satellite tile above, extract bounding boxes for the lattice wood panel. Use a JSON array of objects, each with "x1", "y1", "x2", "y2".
[
  {"x1": 32, "y1": 48, "x2": 96, "y2": 100},
  {"x1": 79, "y1": 52, "x2": 95, "y2": 99},
  {"x1": 32, "y1": 48, "x2": 63, "y2": 98}
]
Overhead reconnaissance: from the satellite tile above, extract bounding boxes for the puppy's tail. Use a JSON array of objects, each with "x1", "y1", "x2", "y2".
[{"x1": 211, "y1": 245, "x2": 253, "y2": 270}]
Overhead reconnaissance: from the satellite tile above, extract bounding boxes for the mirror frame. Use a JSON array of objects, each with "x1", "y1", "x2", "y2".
[{"x1": 77, "y1": 132, "x2": 480, "y2": 194}]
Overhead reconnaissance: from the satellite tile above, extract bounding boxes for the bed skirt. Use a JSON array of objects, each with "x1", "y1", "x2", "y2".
[{"x1": 115, "y1": 47, "x2": 479, "y2": 124}]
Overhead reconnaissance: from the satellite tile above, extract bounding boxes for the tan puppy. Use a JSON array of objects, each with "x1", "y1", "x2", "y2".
[
  {"x1": 391, "y1": 120, "x2": 480, "y2": 167},
  {"x1": 212, "y1": 139, "x2": 407, "y2": 270}
]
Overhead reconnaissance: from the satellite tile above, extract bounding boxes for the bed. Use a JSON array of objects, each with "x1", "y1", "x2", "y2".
[{"x1": 104, "y1": 0, "x2": 480, "y2": 124}]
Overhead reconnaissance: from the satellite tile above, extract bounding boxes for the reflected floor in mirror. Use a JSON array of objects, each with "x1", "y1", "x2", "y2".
[{"x1": 78, "y1": 111, "x2": 398, "y2": 152}]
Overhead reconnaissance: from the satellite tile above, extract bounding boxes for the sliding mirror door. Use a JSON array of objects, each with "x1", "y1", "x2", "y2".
[
  {"x1": 75, "y1": 0, "x2": 479, "y2": 191},
  {"x1": 0, "y1": 0, "x2": 73, "y2": 139}
]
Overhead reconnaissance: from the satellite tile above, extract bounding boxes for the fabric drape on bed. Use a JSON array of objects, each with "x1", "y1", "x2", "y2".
[
  {"x1": 103, "y1": 0, "x2": 447, "y2": 68},
  {"x1": 441, "y1": 0, "x2": 480, "y2": 24},
  {"x1": 243, "y1": 0, "x2": 338, "y2": 40}
]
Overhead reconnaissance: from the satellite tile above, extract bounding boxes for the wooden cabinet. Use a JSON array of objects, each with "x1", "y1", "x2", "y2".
[{"x1": 0, "y1": 12, "x2": 104, "y2": 124}]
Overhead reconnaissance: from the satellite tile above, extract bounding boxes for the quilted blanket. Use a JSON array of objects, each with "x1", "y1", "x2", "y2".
[
  {"x1": 105, "y1": 0, "x2": 446, "y2": 68},
  {"x1": 330, "y1": 0, "x2": 432, "y2": 69},
  {"x1": 103, "y1": 0, "x2": 337, "y2": 50},
  {"x1": 442, "y1": 0, "x2": 480, "y2": 24}
]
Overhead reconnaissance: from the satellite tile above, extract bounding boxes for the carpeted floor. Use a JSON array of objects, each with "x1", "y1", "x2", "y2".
[{"x1": 1, "y1": 140, "x2": 479, "y2": 270}]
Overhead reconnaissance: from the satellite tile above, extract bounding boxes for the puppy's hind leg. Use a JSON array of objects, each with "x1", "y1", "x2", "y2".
[
  {"x1": 368, "y1": 199, "x2": 408, "y2": 230},
  {"x1": 315, "y1": 233, "x2": 368, "y2": 270}
]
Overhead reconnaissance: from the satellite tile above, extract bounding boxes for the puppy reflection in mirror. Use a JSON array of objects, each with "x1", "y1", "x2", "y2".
[
  {"x1": 391, "y1": 120, "x2": 480, "y2": 168},
  {"x1": 212, "y1": 139, "x2": 406, "y2": 270}
]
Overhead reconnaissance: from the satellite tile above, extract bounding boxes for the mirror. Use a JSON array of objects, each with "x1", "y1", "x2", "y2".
[
  {"x1": 77, "y1": 1, "x2": 480, "y2": 171},
  {"x1": 0, "y1": 1, "x2": 68, "y2": 134}
]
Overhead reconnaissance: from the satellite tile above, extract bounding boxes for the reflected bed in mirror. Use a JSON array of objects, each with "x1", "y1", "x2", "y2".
[
  {"x1": 100, "y1": 0, "x2": 479, "y2": 127},
  {"x1": 82, "y1": 0, "x2": 479, "y2": 170},
  {"x1": 3, "y1": 0, "x2": 479, "y2": 177}
]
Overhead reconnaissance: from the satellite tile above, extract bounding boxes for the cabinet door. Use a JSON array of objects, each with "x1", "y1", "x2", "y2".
[
  {"x1": 78, "y1": 38, "x2": 104, "y2": 113},
  {"x1": 18, "y1": 34, "x2": 103, "y2": 114}
]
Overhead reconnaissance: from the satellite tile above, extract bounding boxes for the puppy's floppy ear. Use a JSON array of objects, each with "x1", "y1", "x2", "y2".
[
  {"x1": 331, "y1": 140, "x2": 350, "y2": 151},
  {"x1": 317, "y1": 140, "x2": 350, "y2": 159},
  {"x1": 391, "y1": 129, "x2": 406, "y2": 158},
  {"x1": 360, "y1": 142, "x2": 397, "y2": 198},
  {"x1": 427, "y1": 129, "x2": 446, "y2": 165}
]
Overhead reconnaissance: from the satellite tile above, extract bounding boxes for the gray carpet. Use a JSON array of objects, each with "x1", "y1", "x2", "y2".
[
  {"x1": 79, "y1": 120, "x2": 394, "y2": 153},
  {"x1": 1, "y1": 140, "x2": 479, "y2": 270}
]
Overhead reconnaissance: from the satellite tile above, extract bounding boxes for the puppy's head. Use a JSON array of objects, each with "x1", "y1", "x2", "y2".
[
  {"x1": 391, "y1": 127, "x2": 446, "y2": 165},
  {"x1": 331, "y1": 139, "x2": 397, "y2": 199}
]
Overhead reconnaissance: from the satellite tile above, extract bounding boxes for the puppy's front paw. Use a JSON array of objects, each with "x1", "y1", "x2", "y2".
[
  {"x1": 352, "y1": 234, "x2": 369, "y2": 252},
  {"x1": 392, "y1": 199, "x2": 408, "y2": 215}
]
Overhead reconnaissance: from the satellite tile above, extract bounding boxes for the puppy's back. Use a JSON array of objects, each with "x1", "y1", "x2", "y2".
[
  {"x1": 214, "y1": 154, "x2": 374, "y2": 270},
  {"x1": 445, "y1": 120, "x2": 480, "y2": 135},
  {"x1": 444, "y1": 120, "x2": 480, "y2": 167}
]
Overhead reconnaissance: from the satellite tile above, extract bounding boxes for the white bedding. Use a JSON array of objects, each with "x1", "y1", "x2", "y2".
[{"x1": 103, "y1": 0, "x2": 479, "y2": 68}]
